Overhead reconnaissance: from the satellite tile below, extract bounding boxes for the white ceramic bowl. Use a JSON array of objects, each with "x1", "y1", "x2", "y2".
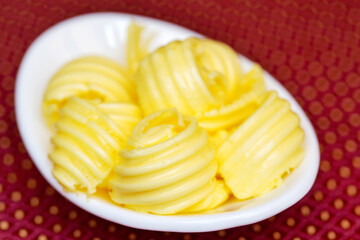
[{"x1": 15, "y1": 12, "x2": 319, "y2": 232}]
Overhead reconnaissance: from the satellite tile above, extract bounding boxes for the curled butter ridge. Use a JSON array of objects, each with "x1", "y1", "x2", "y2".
[
  {"x1": 43, "y1": 56, "x2": 134, "y2": 126},
  {"x1": 135, "y1": 38, "x2": 243, "y2": 116},
  {"x1": 50, "y1": 97, "x2": 127, "y2": 194},
  {"x1": 198, "y1": 64, "x2": 267, "y2": 132},
  {"x1": 109, "y1": 108, "x2": 225, "y2": 214},
  {"x1": 217, "y1": 92, "x2": 305, "y2": 200}
]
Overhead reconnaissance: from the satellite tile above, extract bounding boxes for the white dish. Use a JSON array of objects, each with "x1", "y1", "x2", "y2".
[{"x1": 15, "y1": 12, "x2": 320, "y2": 232}]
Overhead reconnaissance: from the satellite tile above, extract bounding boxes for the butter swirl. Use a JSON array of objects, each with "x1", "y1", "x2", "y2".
[
  {"x1": 198, "y1": 64, "x2": 267, "y2": 132},
  {"x1": 109, "y1": 108, "x2": 223, "y2": 214},
  {"x1": 217, "y1": 92, "x2": 305, "y2": 199},
  {"x1": 135, "y1": 38, "x2": 243, "y2": 116},
  {"x1": 43, "y1": 56, "x2": 134, "y2": 126},
  {"x1": 49, "y1": 97, "x2": 138, "y2": 194}
]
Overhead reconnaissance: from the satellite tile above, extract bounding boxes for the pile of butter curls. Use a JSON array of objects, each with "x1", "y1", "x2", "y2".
[{"x1": 42, "y1": 23, "x2": 305, "y2": 215}]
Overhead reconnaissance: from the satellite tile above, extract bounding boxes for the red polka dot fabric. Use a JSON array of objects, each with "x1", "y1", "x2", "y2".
[{"x1": 1, "y1": 0, "x2": 360, "y2": 239}]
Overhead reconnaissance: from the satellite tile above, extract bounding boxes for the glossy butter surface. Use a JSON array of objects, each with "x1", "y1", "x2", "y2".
[
  {"x1": 50, "y1": 97, "x2": 141, "y2": 193},
  {"x1": 109, "y1": 109, "x2": 228, "y2": 214},
  {"x1": 135, "y1": 38, "x2": 243, "y2": 116},
  {"x1": 217, "y1": 92, "x2": 305, "y2": 199},
  {"x1": 43, "y1": 56, "x2": 134, "y2": 126}
]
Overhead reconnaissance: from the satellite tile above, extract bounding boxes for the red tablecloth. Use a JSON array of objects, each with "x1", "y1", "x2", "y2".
[{"x1": 1, "y1": 0, "x2": 360, "y2": 239}]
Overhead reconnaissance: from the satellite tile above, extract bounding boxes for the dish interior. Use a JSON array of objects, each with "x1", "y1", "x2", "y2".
[{"x1": 15, "y1": 13, "x2": 319, "y2": 232}]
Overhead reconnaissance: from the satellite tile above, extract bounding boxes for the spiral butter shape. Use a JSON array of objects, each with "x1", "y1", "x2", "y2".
[
  {"x1": 43, "y1": 56, "x2": 134, "y2": 126},
  {"x1": 109, "y1": 108, "x2": 223, "y2": 214},
  {"x1": 198, "y1": 64, "x2": 267, "y2": 132},
  {"x1": 135, "y1": 38, "x2": 243, "y2": 116},
  {"x1": 217, "y1": 91, "x2": 305, "y2": 200},
  {"x1": 49, "y1": 97, "x2": 129, "y2": 194}
]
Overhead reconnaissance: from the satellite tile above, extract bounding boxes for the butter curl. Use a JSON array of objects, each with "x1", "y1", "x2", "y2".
[{"x1": 109, "y1": 108, "x2": 228, "y2": 214}]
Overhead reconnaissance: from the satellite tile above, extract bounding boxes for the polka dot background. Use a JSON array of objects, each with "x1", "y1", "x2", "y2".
[{"x1": 1, "y1": 0, "x2": 360, "y2": 239}]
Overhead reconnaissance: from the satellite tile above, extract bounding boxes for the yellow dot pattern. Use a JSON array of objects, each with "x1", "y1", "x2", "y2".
[{"x1": 1, "y1": 0, "x2": 360, "y2": 239}]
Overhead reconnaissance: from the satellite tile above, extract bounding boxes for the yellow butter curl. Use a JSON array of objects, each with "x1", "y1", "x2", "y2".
[
  {"x1": 135, "y1": 38, "x2": 243, "y2": 116},
  {"x1": 198, "y1": 64, "x2": 266, "y2": 132},
  {"x1": 109, "y1": 108, "x2": 228, "y2": 214},
  {"x1": 49, "y1": 97, "x2": 136, "y2": 194},
  {"x1": 217, "y1": 91, "x2": 305, "y2": 199},
  {"x1": 43, "y1": 56, "x2": 134, "y2": 126}
]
